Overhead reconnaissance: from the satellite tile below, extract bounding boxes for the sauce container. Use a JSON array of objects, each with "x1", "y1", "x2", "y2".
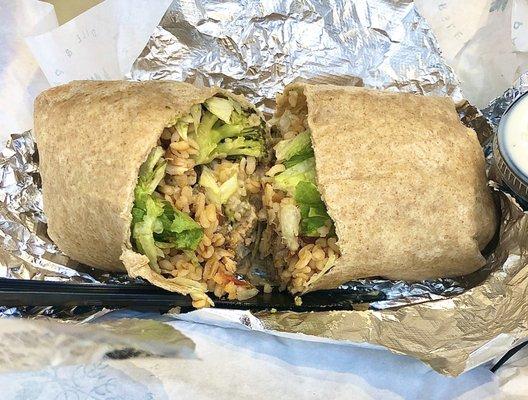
[{"x1": 493, "y1": 92, "x2": 528, "y2": 208}]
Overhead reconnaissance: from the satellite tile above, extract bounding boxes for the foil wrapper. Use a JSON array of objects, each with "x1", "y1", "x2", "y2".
[
  {"x1": 1, "y1": 0, "x2": 528, "y2": 375},
  {"x1": 129, "y1": 0, "x2": 463, "y2": 112}
]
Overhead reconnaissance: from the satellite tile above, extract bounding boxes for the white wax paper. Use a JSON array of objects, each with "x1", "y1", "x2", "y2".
[
  {"x1": 0, "y1": 311, "x2": 505, "y2": 400},
  {"x1": 415, "y1": 0, "x2": 528, "y2": 108},
  {"x1": 24, "y1": 0, "x2": 173, "y2": 86},
  {"x1": 0, "y1": 0, "x2": 57, "y2": 145}
]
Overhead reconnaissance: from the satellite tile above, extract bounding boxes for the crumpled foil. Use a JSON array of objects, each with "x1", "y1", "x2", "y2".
[
  {"x1": 129, "y1": 0, "x2": 463, "y2": 112},
  {"x1": 482, "y1": 71, "x2": 528, "y2": 130},
  {"x1": 1, "y1": 0, "x2": 528, "y2": 375}
]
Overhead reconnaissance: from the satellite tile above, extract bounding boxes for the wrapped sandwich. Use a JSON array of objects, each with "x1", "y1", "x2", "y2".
[
  {"x1": 262, "y1": 83, "x2": 498, "y2": 294},
  {"x1": 34, "y1": 80, "x2": 268, "y2": 307}
]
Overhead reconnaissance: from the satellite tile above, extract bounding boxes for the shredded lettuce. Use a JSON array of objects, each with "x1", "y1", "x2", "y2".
[
  {"x1": 175, "y1": 121, "x2": 189, "y2": 140},
  {"x1": 132, "y1": 197, "x2": 165, "y2": 269},
  {"x1": 190, "y1": 96, "x2": 265, "y2": 164},
  {"x1": 272, "y1": 131, "x2": 335, "y2": 239},
  {"x1": 205, "y1": 96, "x2": 234, "y2": 123},
  {"x1": 190, "y1": 104, "x2": 202, "y2": 135},
  {"x1": 274, "y1": 130, "x2": 312, "y2": 164},
  {"x1": 131, "y1": 147, "x2": 204, "y2": 270},
  {"x1": 134, "y1": 147, "x2": 166, "y2": 211},
  {"x1": 229, "y1": 98, "x2": 242, "y2": 114},
  {"x1": 295, "y1": 181, "x2": 331, "y2": 237},
  {"x1": 279, "y1": 203, "x2": 301, "y2": 251},
  {"x1": 156, "y1": 202, "x2": 204, "y2": 250},
  {"x1": 294, "y1": 180, "x2": 321, "y2": 204},
  {"x1": 198, "y1": 166, "x2": 239, "y2": 206},
  {"x1": 283, "y1": 151, "x2": 315, "y2": 168},
  {"x1": 273, "y1": 157, "x2": 316, "y2": 195}
]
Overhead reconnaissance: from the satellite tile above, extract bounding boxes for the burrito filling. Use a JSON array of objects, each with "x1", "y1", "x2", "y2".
[
  {"x1": 131, "y1": 95, "x2": 266, "y2": 307},
  {"x1": 262, "y1": 88, "x2": 341, "y2": 294}
]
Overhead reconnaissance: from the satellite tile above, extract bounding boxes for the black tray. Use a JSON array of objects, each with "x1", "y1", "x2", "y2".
[
  {"x1": 0, "y1": 278, "x2": 384, "y2": 312},
  {"x1": 3, "y1": 277, "x2": 525, "y2": 372}
]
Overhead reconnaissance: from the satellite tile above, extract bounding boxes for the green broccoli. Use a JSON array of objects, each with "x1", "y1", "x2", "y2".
[{"x1": 189, "y1": 96, "x2": 264, "y2": 164}]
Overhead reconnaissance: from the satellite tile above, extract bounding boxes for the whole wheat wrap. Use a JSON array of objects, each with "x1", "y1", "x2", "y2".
[
  {"x1": 34, "y1": 80, "x2": 257, "y2": 295},
  {"x1": 278, "y1": 83, "x2": 498, "y2": 292}
]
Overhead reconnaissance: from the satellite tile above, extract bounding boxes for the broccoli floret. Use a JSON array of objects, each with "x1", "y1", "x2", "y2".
[
  {"x1": 190, "y1": 96, "x2": 264, "y2": 165},
  {"x1": 213, "y1": 137, "x2": 263, "y2": 159}
]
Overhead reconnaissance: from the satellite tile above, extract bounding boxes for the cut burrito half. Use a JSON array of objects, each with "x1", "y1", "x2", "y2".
[
  {"x1": 34, "y1": 80, "x2": 269, "y2": 307},
  {"x1": 262, "y1": 83, "x2": 498, "y2": 295}
]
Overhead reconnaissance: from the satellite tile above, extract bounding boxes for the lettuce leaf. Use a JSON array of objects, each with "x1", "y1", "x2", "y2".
[
  {"x1": 205, "y1": 96, "x2": 234, "y2": 123},
  {"x1": 272, "y1": 131, "x2": 336, "y2": 240},
  {"x1": 199, "y1": 166, "x2": 238, "y2": 206},
  {"x1": 294, "y1": 181, "x2": 331, "y2": 237},
  {"x1": 131, "y1": 147, "x2": 204, "y2": 269},
  {"x1": 279, "y1": 203, "x2": 301, "y2": 251},
  {"x1": 132, "y1": 196, "x2": 165, "y2": 270},
  {"x1": 157, "y1": 202, "x2": 204, "y2": 250},
  {"x1": 273, "y1": 157, "x2": 316, "y2": 195},
  {"x1": 274, "y1": 130, "x2": 311, "y2": 162},
  {"x1": 283, "y1": 149, "x2": 314, "y2": 168}
]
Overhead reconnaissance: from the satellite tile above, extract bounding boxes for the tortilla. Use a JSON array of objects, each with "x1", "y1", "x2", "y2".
[
  {"x1": 279, "y1": 83, "x2": 498, "y2": 292},
  {"x1": 34, "y1": 80, "x2": 257, "y2": 297}
]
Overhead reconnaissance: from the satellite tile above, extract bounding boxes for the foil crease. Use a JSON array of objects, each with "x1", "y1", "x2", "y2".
[{"x1": 1, "y1": 0, "x2": 527, "y2": 376}]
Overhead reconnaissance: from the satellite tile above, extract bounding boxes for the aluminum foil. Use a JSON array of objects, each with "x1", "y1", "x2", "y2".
[
  {"x1": 483, "y1": 71, "x2": 528, "y2": 130},
  {"x1": 1, "y1": 0, "x2": 528, "y2": 375},
  {"x1": 129, "y1": 0, "x2": 463, "y2": 111}
]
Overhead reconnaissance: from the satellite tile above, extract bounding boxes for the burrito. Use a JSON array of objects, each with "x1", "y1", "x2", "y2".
[
  {"x1": 34, "y1": 80, "x2": 268, "y2": 307},
  {"x1": 262, "y1": 83, "x2": 498, "y2": 294}
]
